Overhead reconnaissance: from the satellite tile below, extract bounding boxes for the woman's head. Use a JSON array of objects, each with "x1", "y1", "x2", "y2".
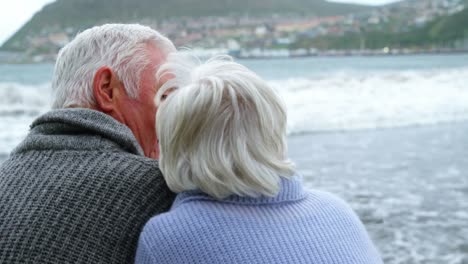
[{"x1": 156, "y1": 54, "x2": 294, "y2": 199}]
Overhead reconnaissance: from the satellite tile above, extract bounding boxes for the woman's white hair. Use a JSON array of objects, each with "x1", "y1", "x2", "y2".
[
  {"x1": 156, "y1": 54, "x2": 295, "y2": 199},
  {"x1": 51, "y1": 23, "x2": 175, "y2": 108}
]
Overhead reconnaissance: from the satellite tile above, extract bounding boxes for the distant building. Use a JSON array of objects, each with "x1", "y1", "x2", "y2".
[{"x1": 48, "y1": 33, "x2": 69, "y2": 47}]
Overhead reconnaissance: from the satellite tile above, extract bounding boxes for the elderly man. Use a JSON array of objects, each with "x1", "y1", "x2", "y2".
[{"x1": 0, "y1": 24, "x2": 175, "y2": 263}]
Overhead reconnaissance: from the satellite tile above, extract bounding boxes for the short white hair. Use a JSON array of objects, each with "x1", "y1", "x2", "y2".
[
  {"x1": 156, "y1": 54, "x2": 295, "y2": 199},
  {"x1": 51, "y1": 24, "x2": 176, "y2": 108}
]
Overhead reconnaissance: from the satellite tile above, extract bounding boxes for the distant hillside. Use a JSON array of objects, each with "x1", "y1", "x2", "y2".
[
  {"x1": 422, "y1": 5, "x2": 468, "y2": 45},
  {"x1": 1, "y1": 0, "x2": 370, "y2": 51},
  {"x1": 293, "y1": 3, "x2": 468, "y2": 50}
]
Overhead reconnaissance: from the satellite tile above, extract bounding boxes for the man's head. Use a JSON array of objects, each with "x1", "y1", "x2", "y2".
[{"x1": 51, "y1": 24, "x2": 176, "y2": 159}]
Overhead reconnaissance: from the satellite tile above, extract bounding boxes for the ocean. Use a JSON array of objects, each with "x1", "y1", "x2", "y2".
[{"x1": 1, "y1": 54, "x2": 468, "y2": 263}]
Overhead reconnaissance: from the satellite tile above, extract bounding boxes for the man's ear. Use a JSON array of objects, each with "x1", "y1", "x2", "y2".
[{"x1": 93, "y1": 66, "x2": 118, "y2": 112}]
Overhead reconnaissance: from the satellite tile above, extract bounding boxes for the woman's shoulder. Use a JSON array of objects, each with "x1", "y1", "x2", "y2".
[
  {"x1": 298, "y1": 189, "x2": 374, "y2": 240},
  {"x1": 138, "y1": 198, "x2": 230, "y2": 262},
  {"x1": 138, "y1": 209, "x2": 197, "y2": 258},
  {"x1": 302, "y1": 189, "x2": 362, "y2": 220},
  {"x1": 136, "y1": 207, "x2": 209, "y2": 263},
  {"x1": 305, "y1": 189, "x2": 354, "y2": 209},
  {"x1": 140, "y1": 196, "x2": 216, "y2": 239},
  {"x1": 141, "y1": 188, "x2": 363, "y2": 239}
]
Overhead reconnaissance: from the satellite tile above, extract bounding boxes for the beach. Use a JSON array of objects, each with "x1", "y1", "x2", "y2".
[
  {"x1": 1, "y1": 119, "x2": 467, "y2": 263},
  {"x1": 1, "y1": 54, "x2": 468, "y2": 263}
]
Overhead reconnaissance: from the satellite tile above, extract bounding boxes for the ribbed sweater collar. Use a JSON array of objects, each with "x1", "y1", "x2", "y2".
[
  {"x1": 13, "y1": 108, "x2": 144, "y2": 156},
  {"x1": 172, "y1": 175, "x2": 306, "y2": 207}
]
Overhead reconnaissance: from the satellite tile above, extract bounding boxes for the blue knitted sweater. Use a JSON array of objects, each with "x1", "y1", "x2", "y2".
[{"x1": 135, "y1": 176, "x2": 382, "y2": 264}]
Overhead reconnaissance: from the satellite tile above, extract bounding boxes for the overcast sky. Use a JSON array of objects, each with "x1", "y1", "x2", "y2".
[{"x1": 0, "y1": 0, "x2": 399, "y2": 46}]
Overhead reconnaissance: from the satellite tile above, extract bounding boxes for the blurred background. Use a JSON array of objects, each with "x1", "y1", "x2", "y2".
[{"x1": 0, "y1": 0, "x2": 467, "y2": 263}]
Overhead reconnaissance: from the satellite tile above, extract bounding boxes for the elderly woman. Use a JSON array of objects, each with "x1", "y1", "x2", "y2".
[{"x1": 135, "y1": 55, "x2": 382, "y2": 264}]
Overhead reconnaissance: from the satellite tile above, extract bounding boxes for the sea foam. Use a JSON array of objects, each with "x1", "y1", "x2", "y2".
[
  {"x1": 270, "y1": 67, "x2": 468, "y2": 134},
  {"x1": 1, "y1": 67, "x2": 468, "y2": 155}
]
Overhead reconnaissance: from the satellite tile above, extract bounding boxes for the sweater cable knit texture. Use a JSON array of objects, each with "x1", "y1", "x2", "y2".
[{"x1": 0, "y1": 108, "x2": 174, "y2": 264}]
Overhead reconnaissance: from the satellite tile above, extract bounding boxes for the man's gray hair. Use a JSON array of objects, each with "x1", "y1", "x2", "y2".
[
  {"x1": 156, "y1": 54, "x2": 295, "y2": 199},
  {"x1": 52, "y1": 24, "x2": 175, "y2": 108}
]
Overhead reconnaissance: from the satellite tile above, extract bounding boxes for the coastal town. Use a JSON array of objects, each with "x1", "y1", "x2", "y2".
[{"x1": 0, "y1": 0, "x2": 466, "y2": 63}]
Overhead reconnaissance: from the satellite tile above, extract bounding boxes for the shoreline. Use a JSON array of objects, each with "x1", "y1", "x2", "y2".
[
  {"x1": 1, "y1": 49, "x2": 468, "y2": 64},
  {"x1": 234, "y1": 49, "x2": 468, "y2": 60}
]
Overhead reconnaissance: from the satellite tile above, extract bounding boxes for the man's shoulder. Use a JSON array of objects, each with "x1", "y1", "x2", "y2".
[
  {"x1": 2, "y1": 149, "x2": 162, "y2": 185},
  {"x1": 0, "y1": 148, "x2": 174, "y2": 264},
  {"x1": 10, "y1": 147, "x2": 157, "y2": 165},
  {"x1": 109, "y1": 150, "x2": 160, "y2": 169}
]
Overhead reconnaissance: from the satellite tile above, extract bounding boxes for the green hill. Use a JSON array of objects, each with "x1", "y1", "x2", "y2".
[
  {"x1": 1, "y1": 0, "x2": 370, "y2": 51},
  {"x1": 293, "y1": 5, "x2": 468, "y2": 50}
]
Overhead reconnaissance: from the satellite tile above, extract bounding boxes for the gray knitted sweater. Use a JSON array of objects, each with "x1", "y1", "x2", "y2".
[{"x1": 0, "y1": 108, "x2": 175, "y2": 264}]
